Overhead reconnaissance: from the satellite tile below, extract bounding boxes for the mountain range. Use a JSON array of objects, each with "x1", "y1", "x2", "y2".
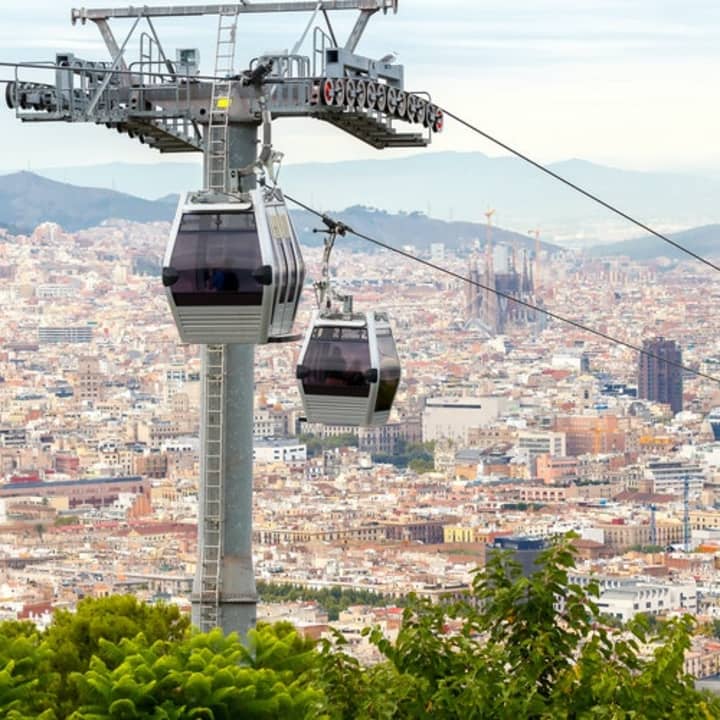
[
  {"x1": 0, "y1": 171, "x2": 556, "y2": 255},
  {"x1": 585, "y1": 224, "x2": 720, "y2": 262},
  {"x1": 0, "y1": 172, "x2": 176, "y2": 233},
  {"x1": 1, "y1": 161, "x2": 719, "y2": 261},
  {"x1": 28, "y1": 152, "x2": 720, "y2": 242}
]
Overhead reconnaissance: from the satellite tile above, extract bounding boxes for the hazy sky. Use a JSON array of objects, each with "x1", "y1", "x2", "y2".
[{"x1": 0, "y1": 0, "x2": 718, "y2": 172}]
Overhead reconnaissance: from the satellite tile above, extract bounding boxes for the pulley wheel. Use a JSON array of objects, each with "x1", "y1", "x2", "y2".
[
  {"x1": 404, "y1": 94, "x2": 415, "y2": 122},
  {"x1": 365, "y1": 81, "x2": 378, "y2": 110},
  {"x1": 321, "y1": 78, "x2": 335, "y2": 106},
  {"x1": 425, "y1": 102, "x2": 437, "y2": 128},
  {"x1": 386, "y1": 86, "x2": 398, "y2": 115},
  {"x1": 376, "y1": 84, "x2": 387, "y2": 113},
  {"x1": 5, "y1": 82, "x2": 15, "y2": 110},
  {"x1": 433, "y1": 108, "x2": 444, "y2": 133},
  {"x1": 395, "y1": 90, "x2": 408, "y2": 119},
  {"x1": 418, "y1": 99, "x2": 430, "y2": 127},
  {"x1": 356, "y1": 80, "x2": 367, "y2": 109},
  {"x1": 345, "y1": 78, "x2": 357, "y2": 109},
  {"x1": 333, "y1": 78, "x2": 345, "y2": 107},
  {"x1": 406, "y1": 94, "x2": 419, "y2": 123}
]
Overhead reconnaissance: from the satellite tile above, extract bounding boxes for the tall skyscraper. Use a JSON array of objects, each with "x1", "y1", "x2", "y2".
[{"x1": 638, "y1": 337, "x2": 683, "y2": 414}]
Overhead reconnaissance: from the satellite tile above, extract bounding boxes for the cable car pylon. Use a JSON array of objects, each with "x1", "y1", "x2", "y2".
[
  {"x1": 8, "y1": 0, "x2": 437, "y2": 638},
  {"x1": 198, "y1": 4, "x2": 244, "y2": 635}
]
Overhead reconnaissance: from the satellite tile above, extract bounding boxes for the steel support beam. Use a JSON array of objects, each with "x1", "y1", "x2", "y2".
[
  {"x1": 86, "y1": 15, "x2": 141, "y2": 115},
  {"x1": 73, "y1": 1, "x2": 397, "y2": 22},
  {"x1": 344, "y1": 9, "x2": 376, "y2": 52},
  {"x1": 94, "y1": 19, "x2": 130, "y2": 80}
]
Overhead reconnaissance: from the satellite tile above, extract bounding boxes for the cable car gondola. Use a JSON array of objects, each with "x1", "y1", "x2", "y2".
[
  {"x1": 296, "y1": 309, "x2": 401, "y2": 426},
  {"x1": 162, "y1": 187, "x2": 304, "y2": 344}
]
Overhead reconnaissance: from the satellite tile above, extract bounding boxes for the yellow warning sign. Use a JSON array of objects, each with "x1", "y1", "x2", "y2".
[{"x1": 216, "y1": 97, "x2": 232, "y2": 109}]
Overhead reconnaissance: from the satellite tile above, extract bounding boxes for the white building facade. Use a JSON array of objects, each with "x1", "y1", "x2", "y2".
[{"x1": 422, "y1": 396, "x2": 509, "y2": 444}]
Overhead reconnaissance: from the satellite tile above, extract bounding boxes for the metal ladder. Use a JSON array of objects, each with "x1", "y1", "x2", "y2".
[
  {"x1": 205, "y1": 7, "x2": 240, "y2": 193},
  {"x1": 199, "y1": 344, "x2": 226, "y2": 631},
  {"x1": 198, "y1": 7, "x2": 240, "y2": 632}
]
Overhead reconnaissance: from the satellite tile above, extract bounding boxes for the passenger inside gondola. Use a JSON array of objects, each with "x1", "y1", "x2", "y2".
[
  {"x1": 210, "y1": 268, "x2": 239, "y2": 292},
  {"x1": 300, "y1": 326, "x2": 372, "y2": 397}
]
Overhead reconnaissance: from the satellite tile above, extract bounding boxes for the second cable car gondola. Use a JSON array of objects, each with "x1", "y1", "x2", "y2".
[
  {"x1": 162, "y1": 187, "x2": 304, "y2": 344},
  {"x1": 296, "y1": 309, "x2": 401, "y2": 426}
]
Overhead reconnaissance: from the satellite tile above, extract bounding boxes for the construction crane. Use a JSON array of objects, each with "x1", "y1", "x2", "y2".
[{"x1": 6, "y1": 0, "x2": 438, "y2": 637}]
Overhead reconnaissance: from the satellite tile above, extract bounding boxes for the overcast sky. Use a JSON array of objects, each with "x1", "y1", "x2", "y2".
[{"x1": 0, "y1": 0, "x2": 718, "y2": 172}]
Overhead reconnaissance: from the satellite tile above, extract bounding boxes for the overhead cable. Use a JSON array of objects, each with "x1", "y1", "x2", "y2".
[
  {"x1": 439, "y1": 107, "x2": 720, "y2": 275},
  {"x1": 284, "y1": 193, "x2": 719, "y2": 385}
]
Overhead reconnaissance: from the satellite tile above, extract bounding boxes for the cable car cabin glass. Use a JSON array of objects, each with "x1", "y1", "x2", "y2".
[
  {"x1": 375, "y1": 328, "x2": 401, "y2": 411},
  {"x1": 301, "y1": 326, "x2": 372, "y2": 397},
  {"x1": 169, "y1": 211, "x2": 262, "y2": 306}
]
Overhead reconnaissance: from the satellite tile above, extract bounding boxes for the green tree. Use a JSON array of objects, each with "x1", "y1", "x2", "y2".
[
  {"x1": 408, "y1": 458, "x2": 434, "y2": 474},
  {"x1": 628, "y1": 544, "x2": 665, "y2": 554},
  {"x1": 54, "y1": 516, "x2": 80, "y2": 527},
  {"x1": 44, "y1": 595, "x2": 190, "y2": 715},
  {"x1": 0, "y1": 621, "x2": 57, "y2": 719},
  {"x1": 375, "y1": 440, "x2": 435, "y2": 471},
  {"x1": 0, "y1": 614, "x2": 323, "y2": 719},
  {"x1": 315, "y1": 536, "x2": 720, "y2": 719},
  {"x1": 70, "y1": 623, "x2": 323, "y2": 719},
  {"x1": 256, "y1": 581, "x2": 405, "y2": 621},
  {"x1": 299, "y1": 433, "x2": 358, "y2": 458},
  {"x1": 709, "y1": 618, "x2": 720, "y2": 640}
]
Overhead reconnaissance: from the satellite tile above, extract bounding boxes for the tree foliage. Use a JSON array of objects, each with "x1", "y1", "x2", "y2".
[
  {"x1": 299, "y1": 433, "x2": 358, "y2": 458},
  {"x1": 256, "y1": 581, "x2": 404, "y2": 621},
  {"x1": 0, "y1": 610, "x2": 322, "y2": 719},
  {"x1": 70, "y1": 623, "x2": 322, "y2": 719},
  {"x1": 46, "y1": 595, "x2": 190, "y2": 715},
  {"x1": 0, "y1": 620, "x2": 56, "y2": 720},
  {"x1": 374, "y1": 440, "x2": 435, "y2": 471}
]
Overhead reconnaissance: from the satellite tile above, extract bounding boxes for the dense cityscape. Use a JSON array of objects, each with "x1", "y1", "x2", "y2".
[{"x1": 2, "y1": 213, "x2": 720, "y2": 676}]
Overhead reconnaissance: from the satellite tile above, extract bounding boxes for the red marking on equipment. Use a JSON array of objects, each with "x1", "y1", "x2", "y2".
[{"x1": 323, "y1": 79, "x2": 334, "y2": 105}]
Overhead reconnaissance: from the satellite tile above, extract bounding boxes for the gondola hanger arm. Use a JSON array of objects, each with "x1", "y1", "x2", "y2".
[
  {"x1": 311, "y1": 214, "x2": 354, "y2": 314},
  {"x1": 232, "y1": 63, "x2": 285, "y2": 188}
]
